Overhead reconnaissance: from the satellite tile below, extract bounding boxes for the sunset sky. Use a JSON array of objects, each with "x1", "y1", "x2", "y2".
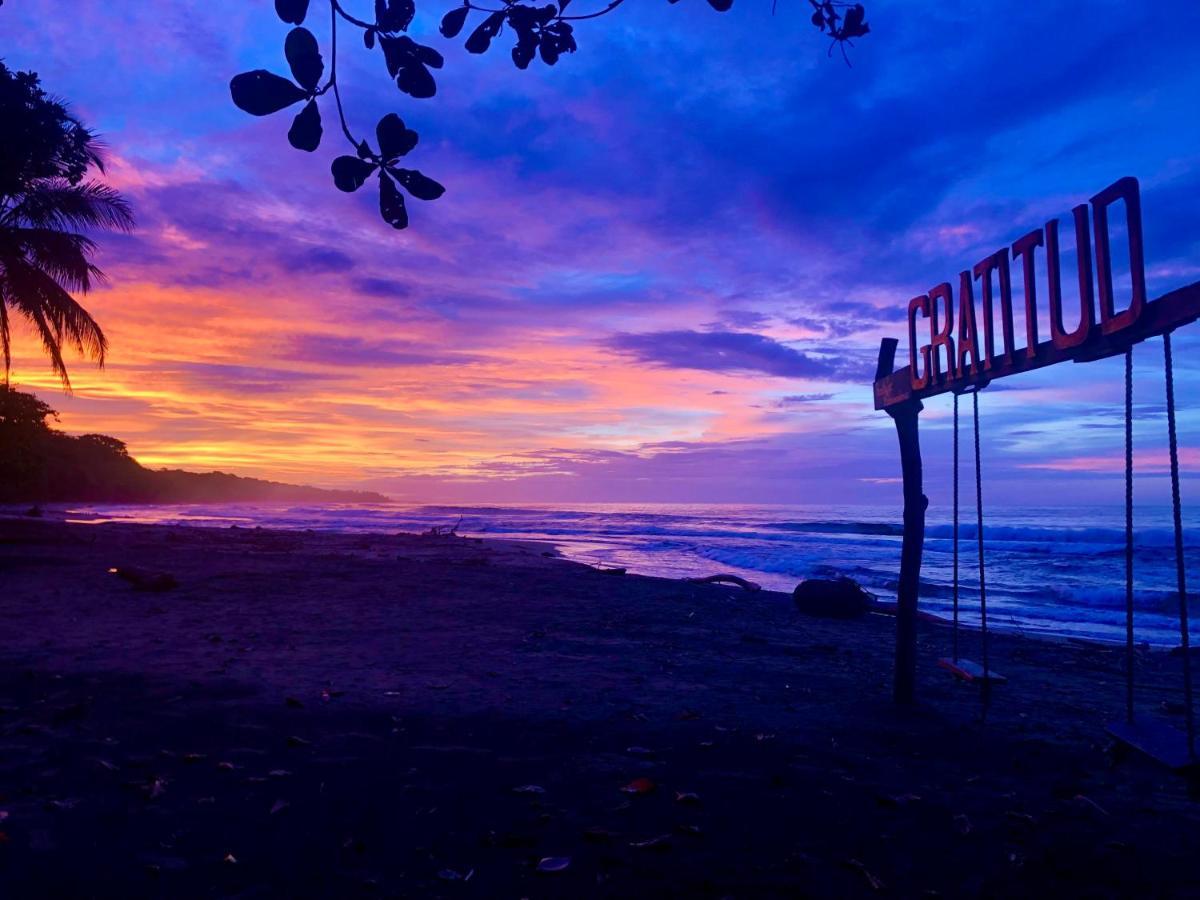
[{"x1": 5, "y1": 0, "x2": 1200, "y2": 504}]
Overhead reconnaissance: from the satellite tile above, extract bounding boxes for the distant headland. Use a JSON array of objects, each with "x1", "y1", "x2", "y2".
[{"x1": 0, "y1": 387, "x2": 388, "y2": 505}]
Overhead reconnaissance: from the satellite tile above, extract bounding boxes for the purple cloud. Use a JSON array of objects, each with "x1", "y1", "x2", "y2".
[
  {"x1": 776, "y1": 393, "x2": 834, "y2": 407},
  {"x1": 605, "y1": 330, "x2": 856, "y2": 381},
  {"x1": 282, "y1": 248, "x2": 356, "y2": 274},
  {"x1": 353, "y1": 277, "x2": 412, "y2": 299},
  {"x1": 282, "y1": 335, "x2": 483, "y2": 368}
]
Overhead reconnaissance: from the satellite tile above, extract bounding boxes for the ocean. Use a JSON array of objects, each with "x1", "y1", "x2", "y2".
[{"x1": 24, "y1": 501, "x2": 1200, "y2": 647}]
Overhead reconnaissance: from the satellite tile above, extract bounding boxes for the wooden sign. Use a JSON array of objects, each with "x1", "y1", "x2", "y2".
[
  {"x1": 872, "y1": 175, "x2": 1200, "y2": 707},
  {"x1": 874, "y1": 177, "x2": 1200, "y2": 410}
]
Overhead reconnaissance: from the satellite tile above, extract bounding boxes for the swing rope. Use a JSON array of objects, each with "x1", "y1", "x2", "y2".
[
  {"x1": 952, "y1": 391, "x2": 960, "y2": 663},
  {"x1": 973, "y1": 390, "x2": 991, "y2": 711},
  {"x1": 1163, "y1": 331, "x2": 1195, "y2": 761},
  {"x1": 1125, "y1": 347, "x2": 1135, "y2": 725}
]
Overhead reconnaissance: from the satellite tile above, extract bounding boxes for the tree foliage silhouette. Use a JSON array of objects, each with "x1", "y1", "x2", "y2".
[
  {"x1": 0, "y1": 63, "x2": 134, "y2": 390},
  {"x1": 231, "y1": 0, "x2": 869, "y2": 229}
]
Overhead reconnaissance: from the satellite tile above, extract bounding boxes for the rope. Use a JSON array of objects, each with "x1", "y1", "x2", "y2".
[
  {"x1": 953, "y1": 391, "x2": 960, "y2": 663},
  {"x1": 1124, "y1": 347, "x2": 1135, "y2": 724},
  {"x1": 1163, "y1": 331, "x2": 1195, "y2": 760},
  {"x1": 973, "y1": 390, "x2": 991, "y2": 712}
]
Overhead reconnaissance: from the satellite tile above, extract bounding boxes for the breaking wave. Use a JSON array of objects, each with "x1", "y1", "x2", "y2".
[{"x1": 13, "y1": 500, "x2": 1198, "y2": 646}]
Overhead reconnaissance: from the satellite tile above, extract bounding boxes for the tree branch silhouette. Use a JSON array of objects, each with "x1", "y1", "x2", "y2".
[{"x1": 231, "y1": 0, "x2": 870, "y2": 229}]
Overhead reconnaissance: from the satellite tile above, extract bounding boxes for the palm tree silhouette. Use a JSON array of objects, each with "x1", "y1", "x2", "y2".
[{"x1": 0, "y1": 63, "x2": 133, "y2": 391}]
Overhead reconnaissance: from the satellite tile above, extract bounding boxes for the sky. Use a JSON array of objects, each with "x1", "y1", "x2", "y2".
[{"x1": 4, "y1": 0, "x2": 1200, "y2": 506}]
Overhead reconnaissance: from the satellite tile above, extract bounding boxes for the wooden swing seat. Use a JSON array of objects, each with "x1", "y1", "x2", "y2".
[
  {"x1": 1106, "y1": 718, "x2": 1198, "y2": 771},
  {"x1": 937, "y1": 657, "x2": 1007, "y2": 684}
]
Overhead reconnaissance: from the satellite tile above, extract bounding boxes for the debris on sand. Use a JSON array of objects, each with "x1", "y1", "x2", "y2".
[
  {"x1": 620, "y1": 777, "x2": 656, "y2": 795},
  {"x1": 685, "y1": 574, "x2": 761, "y2": 592},
  {"x1": 108, "y1": 566, "x2": 179, "y2": 592},
  {"x1": 792, "y1": 577, "x2": 874, "y2": 619}
]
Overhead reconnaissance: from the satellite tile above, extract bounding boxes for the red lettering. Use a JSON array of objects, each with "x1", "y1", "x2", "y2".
[
  {"x1": 1011, "y1": 228, "x2": 1043, "y2": 359},
  {"x1": 973, "y1": 249, "x2": 1015, "y2": 368},
  {"x1": 908, "y1": 294, "x2": 931, "y2": 390},
  {"x1": 928, "y1": 282, "x2": 956, "y2": 383},
  {"x1": 955, "y1": 270, "x2": 982, "y2": 379},
  {"x1": 1047, "y1": 205, "x2": 1094, "y2": 350},
  {"x1": 1092, "y1": 176, "x2": 1147, "y2": 335}
]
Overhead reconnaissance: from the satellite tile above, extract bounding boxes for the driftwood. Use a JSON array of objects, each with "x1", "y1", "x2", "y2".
[
  {"x1": 685, "y1": 574, "x2": 762, "y2": 592},
  {"x1": 422, "y1": 516, "x2": 462, "y2": 537},
  {"x1": 109, "y1": 566, "x2": 178, "y2": 592}
]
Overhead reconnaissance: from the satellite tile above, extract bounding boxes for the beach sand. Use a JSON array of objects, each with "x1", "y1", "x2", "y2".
[{"x1": 0, "y1": 517, "x2": 1197, "y2": 897}]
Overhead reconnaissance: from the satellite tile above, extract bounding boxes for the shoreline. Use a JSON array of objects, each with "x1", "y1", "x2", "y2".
[
  {"x1": 1, "y1": 517, "x2": 1198, "y2": 895},
  {"x1": 5, "y1": 504, "x2": 1193, "y2": 650}
]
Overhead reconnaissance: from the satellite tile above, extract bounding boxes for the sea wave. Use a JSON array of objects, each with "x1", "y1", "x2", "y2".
[
  {"x1": 12, "y1": 500, "x2": 1198, "y2": 646},
  {"x1": 765, "y1": 519, "x2": 1197, "y2": 549}
]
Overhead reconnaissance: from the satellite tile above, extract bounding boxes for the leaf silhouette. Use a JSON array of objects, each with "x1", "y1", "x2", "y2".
[
  {"x1": 391, "y1": 168, "x2": 445, "y2": 201},
  {"x1": 396, "y1": 65, "x2": 436, "y2": 100},
  {"x1": 440, "y1": 6, "x2": 470, "y2": 38},
  {"x1": 496, "y1": 7, "x2": 577, "y2": 70},
  {"x1": 285, "y1": 27, "x2": 324, "y2": 92},
  {"x1": 465, "y1": 11, "x2": 506, "y2": 54},
  {"x1": 288, "y1": 99, "x2": 322, "y2": 152},
  {"x1": 513, "y1": 37, "x2": 537, "y2": 70},
  {"x1": 378, "y1": 171, "x2": 409, "y2": 228},
  {"x1": 230, "y1": 70, "x2": 307, "y2": 116},
  {"x1": 375, "y1": 0, "x2": 416, "y2": 33},
  {"x1": 233, "y1": 0, "x2": 867, "y2": 231},
  {"x1": 841, "y1": 4, "x2": 869, "y2": 38},
  {"x1": 274, "y1": 0, "x2": 310, "y2": 25},
  {"x1": 332, "y1": 156, "x2": 377, "y2": 192},
  {"x1": 376, "y1": 113, "x2": 418, "y2": 161},
  {"x1": 380, "y1": 36, "x2": 443, "y2": 99},
  {"x1": 540, "y1": 22, "x2": 576, "y2": 65}
]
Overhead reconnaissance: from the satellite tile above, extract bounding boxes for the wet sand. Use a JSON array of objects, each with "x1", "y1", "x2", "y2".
[{"x1": 0, "y1": 517, "x2": 1197, "y2": 897}]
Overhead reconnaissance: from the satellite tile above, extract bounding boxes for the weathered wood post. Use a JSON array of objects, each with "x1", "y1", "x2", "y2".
[{"x1": 876, "y1": 338, "x2": 926, "y2": 705}]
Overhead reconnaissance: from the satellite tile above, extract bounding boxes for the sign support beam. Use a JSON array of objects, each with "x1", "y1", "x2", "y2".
[{"x1": 877, "y1": 339, "x2": 925, "y2": 705}]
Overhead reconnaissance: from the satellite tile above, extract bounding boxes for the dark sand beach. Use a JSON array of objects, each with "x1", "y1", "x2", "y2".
[{"x1": 1, "y1": 517, "x2": 1198, "y2": 897}]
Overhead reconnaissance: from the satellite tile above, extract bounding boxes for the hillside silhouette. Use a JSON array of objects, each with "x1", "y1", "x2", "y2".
[{"x1": 0, "y1": 387, "x2": 386, "y2": 504}]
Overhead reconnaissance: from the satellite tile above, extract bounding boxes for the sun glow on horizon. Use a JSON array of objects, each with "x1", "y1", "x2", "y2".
[{"x1": 4, "y1": 0, "x2": 1199, "y2": 503}]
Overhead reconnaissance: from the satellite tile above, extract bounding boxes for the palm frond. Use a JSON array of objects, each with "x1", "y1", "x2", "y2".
[
  {"x1": 0, "y1": 280, "x2": 12, "y2": 381},
  {"x1": 5, "y1": 180, "x2": 135, "y2": 233},
  {"x1": 22, "y1": 303, "x2": 72, "y2": 390},
  {"x1": 78, "y1": 129, "x2": 108, "y2": 175},
  {"x1": 2, "y1": 256, "x2": 107, "y2": 389},
  {"x1": 2, "y1": 229, "x2": 101, "y2": 293}
]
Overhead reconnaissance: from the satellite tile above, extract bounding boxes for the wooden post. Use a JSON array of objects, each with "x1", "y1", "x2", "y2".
[{"x1": 877, "y1": 339, "x2": 927, "y2": 705}]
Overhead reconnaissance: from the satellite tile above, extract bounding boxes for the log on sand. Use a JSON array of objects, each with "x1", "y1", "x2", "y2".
[{"x1": 685, "y1": 574, "x2": 762, "y2": 592}]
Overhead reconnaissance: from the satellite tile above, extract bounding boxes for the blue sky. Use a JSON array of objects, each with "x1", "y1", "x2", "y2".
[{"x1": 4, "y1": 0, "x2": 1200, "y2": 505}]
